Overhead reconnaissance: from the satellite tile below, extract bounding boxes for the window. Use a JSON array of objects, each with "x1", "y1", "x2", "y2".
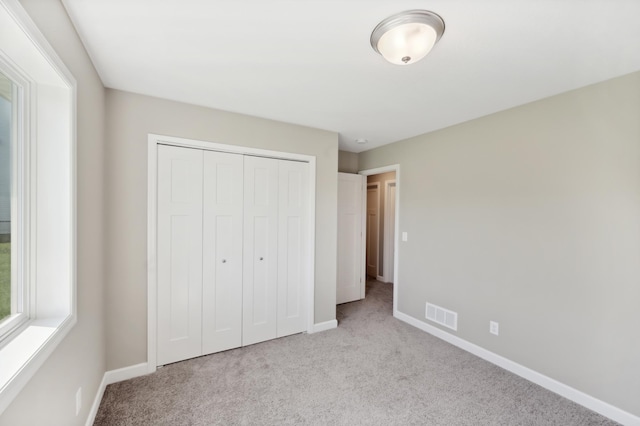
[
  {"x1": 0, "y1": 72, "x2": 12, "y2": 326},
  {"x1": 0, "y1": 70, "x2": 27, "y2": 340},
  {"x1": 0, "y1": 0, "x2": 76, "y2": 415}
]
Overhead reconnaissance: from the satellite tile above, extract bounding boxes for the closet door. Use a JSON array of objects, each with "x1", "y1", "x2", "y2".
[
  {"x1": 243, "y1": 156, "x2": 279, "y2": 346},
  {"x1": 202, "y1": 151, "x2": 243, "y2": 355},
  {"x1": 277, "y1": 160, "x2": 308, "y2": 337},
  {"x1": 157, "y1": 145, "x2": 203, "y2": 365}
]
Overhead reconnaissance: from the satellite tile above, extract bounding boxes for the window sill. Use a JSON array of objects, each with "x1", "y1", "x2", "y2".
[{"x1": 0, "y1": 315, "x2": 76, "y2": 414}]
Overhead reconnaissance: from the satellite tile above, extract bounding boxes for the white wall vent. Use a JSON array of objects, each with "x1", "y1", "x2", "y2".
[{"x1": 425, "y1": 302, "x2": 458, "y2": 331}]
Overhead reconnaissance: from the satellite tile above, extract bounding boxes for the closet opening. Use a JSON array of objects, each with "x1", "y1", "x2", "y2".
[{"x1": 147, "y1": 134, "x2": 317, "y2": 371}]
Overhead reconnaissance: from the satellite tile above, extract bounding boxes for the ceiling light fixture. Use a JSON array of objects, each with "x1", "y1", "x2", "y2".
[
  {"x1": 355, "y1": 138, "x2": 369, "y2": 145},
  {"x1": 370, "y1": 10, "x2": 445, "y2": 65}
]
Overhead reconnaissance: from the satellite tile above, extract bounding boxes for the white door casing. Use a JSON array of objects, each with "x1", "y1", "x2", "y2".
[
  {"x1": 157, "y1": 145, "x2": 204, "y2": 365},
  {"x1": 336, "y1": 173, "x2": 365, "y2": 304},
  {"x1": 202, "y1": 151, "x2": 244, "y2": 354}
]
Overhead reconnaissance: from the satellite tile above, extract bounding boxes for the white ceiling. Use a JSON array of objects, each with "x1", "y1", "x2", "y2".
[{"x1": 62, "y1": 0, "x2": 640, "y2": 153}]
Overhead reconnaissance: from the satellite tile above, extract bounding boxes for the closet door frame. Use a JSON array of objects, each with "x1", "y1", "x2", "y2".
[{"x1": 147, "y1": 133, "x2": 316, "y2": 372}]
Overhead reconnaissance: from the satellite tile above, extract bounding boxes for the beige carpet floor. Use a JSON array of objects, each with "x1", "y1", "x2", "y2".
[{"x1": 94, "y1": 280, "x2": 617, "y2": 425}]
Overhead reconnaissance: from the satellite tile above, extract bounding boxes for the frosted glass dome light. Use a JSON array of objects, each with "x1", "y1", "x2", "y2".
[{"x1": 371, "y1": 10, "x2": 445, "y2": 65}]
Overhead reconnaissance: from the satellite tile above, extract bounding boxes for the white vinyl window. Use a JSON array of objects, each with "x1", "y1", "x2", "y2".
[
  {"x1": 0, "y1": 68, "x2": 28, "y2": 341},
  {"x1": 0, "y1": 0, "x2": 76, "y2": 415}
]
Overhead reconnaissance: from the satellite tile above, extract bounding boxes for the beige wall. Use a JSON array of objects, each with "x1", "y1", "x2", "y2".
[
  {"x1": 0, "y1": 1, "x2": 106, "y2": 425},
  {"x1": 104, "y1": 89, "x2": 338, "y2": 370},
  {"x1": 3, "y1": 1, "x2": 637, "y2": 422},
  {"x1": 338, "y1": 150, "x2": 359, "y2": 173},
  {"x1": 359, "y1": 71, "x2": 640, "y2": 416}
]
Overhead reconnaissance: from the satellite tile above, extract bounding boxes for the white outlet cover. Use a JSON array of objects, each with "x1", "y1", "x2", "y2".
[{"x1": 490, "y1": 321, "x2": 499, "y2": 336}]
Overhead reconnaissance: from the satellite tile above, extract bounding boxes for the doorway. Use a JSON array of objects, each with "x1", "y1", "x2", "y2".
[
  {"x1": 365, "y1": 172, "x2": 396, "y2": 283},
  {"x1": 336, "y1": 164, "x2": 400, "y2": 315},
  {"x1": 360, "y1": 165, "x2": 400, "y2": 316},
  {"x1": 366, "y1": 182, "x2": 380, "y2": 279}
]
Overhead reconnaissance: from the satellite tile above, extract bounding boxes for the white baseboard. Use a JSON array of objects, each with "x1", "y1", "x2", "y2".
[
  {"x1": 103, "y1": 362, "x2": 149, "y2": 385},
  {"x1": 85, "y1": 363, "x2": 149, "y2": 426},
  {"x1": 310, "y1": 319, "x2": 338, "y2": 333},
  {"x1": 394, "y1": 311, "x2": 640, "y2": 426},
  {"x1": 85, "y1": 373, "x2": 107, "y2": 426}
]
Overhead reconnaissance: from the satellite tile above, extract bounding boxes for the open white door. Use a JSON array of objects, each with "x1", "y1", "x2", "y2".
[{"x1": 337, "y1": 173, "x2": 365, "y2": 304}]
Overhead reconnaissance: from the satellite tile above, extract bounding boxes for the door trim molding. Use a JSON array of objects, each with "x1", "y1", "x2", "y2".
[
  {"x1": 147, "y1": 133, "x2": 317, "y2": 373},
  {"x1": 359, "y1": 165, "x2": 400, "y2": 316}
]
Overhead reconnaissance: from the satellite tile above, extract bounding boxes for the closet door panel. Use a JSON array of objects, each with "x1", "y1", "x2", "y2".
[
  {"x1": 277, "y1": 160, "x2": 308, "y2": 337},
  {"x1": 202, "y1": 151, "x2": 243, "y2": 355},
  {"x1": 243, "y1": 156, "x2": 278, "y2": 346},
  {"x1": 157, "y1": 145, "x2": 203, "y2": 365}
]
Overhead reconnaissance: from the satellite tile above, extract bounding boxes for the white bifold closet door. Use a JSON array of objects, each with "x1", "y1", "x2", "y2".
[
  {"x1": 157, "y1": 145, "x2": 205, "y2": 365},
  {"x1": 276, "y1": 160, "x2": 309, "y2": 337},
  {"x1": 242, "y1": 156, "x2": 279, "y2": 345},
  {"x1": 243, "y1": 156, "x2": 308, "y2": 346},
  {"x1": 202, "y1": 151, "x2": 244, "y2": 355},
  {"x1": 157, "y1": 145, "x2": 308, "y2": 366}
]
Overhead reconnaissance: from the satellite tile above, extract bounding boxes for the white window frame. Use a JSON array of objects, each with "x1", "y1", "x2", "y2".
[
  {"x1": 0, "y1": 59, "x2": 30, "y2": 339},
  {"x1": 0, "y1": 0, "x2": 77, "y2": 415}
]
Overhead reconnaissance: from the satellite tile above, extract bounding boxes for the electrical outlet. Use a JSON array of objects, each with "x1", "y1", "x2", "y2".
[
  {"x1": 489, "y1": 321, "x2": 499, "y2": 336},
  {"x1": 75, "y1": 387, "x2": 82, "y2": 416},
  {"x1": 402, "y1": 232, "x2": 408, "y2": 242}
]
